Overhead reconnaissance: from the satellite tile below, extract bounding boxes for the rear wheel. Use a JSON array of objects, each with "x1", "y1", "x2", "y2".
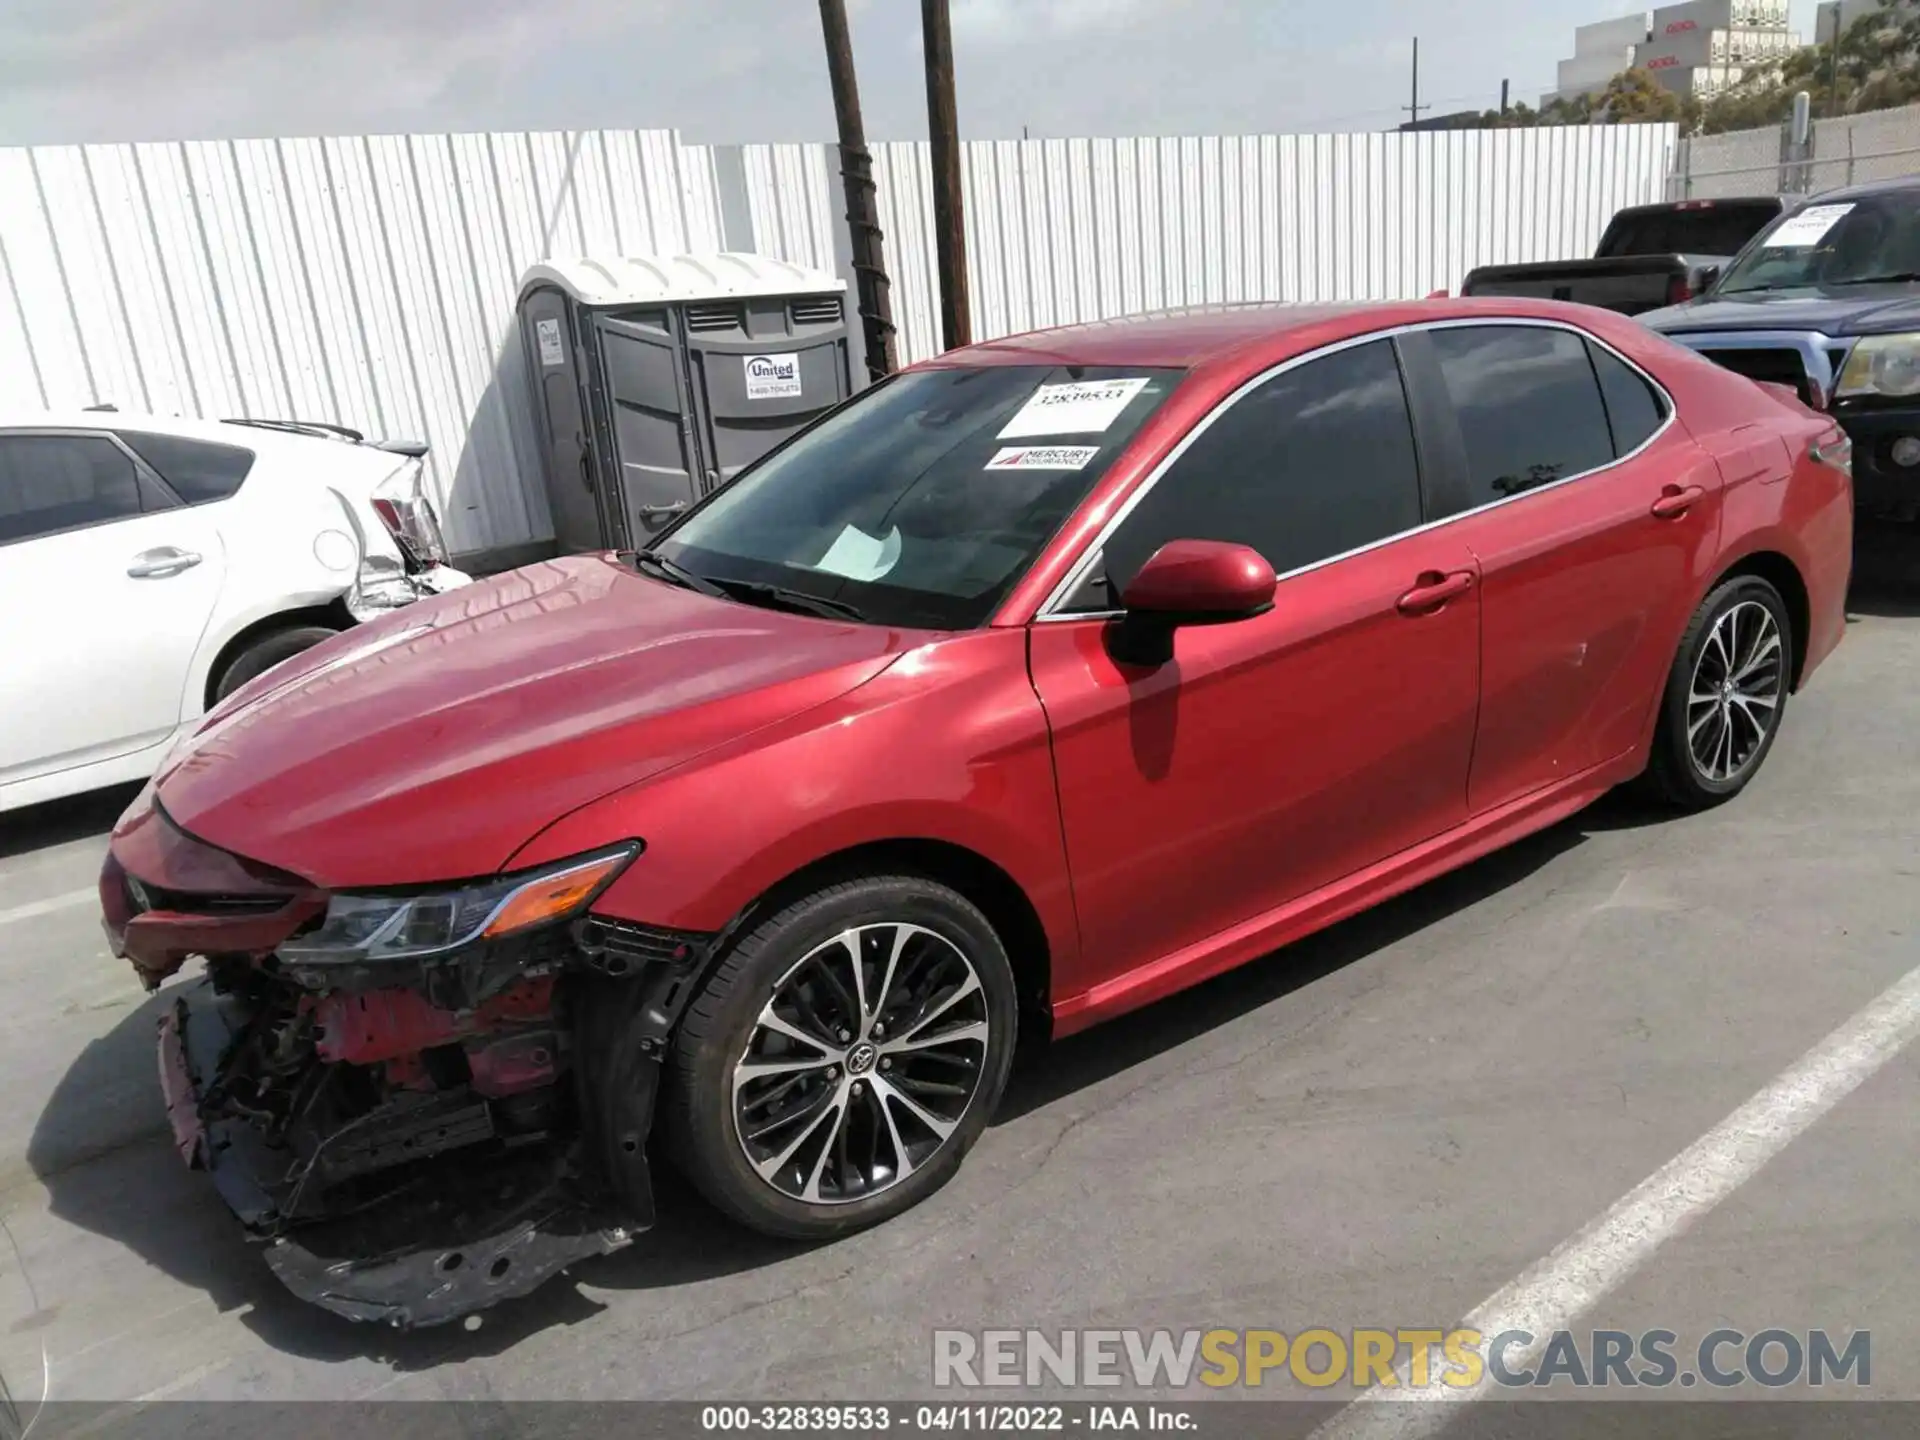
[
  {"x1": 211, "y1": 625, "x2": 340, "y2": 703},
  {"x1": 667, "y1": 876, "x2": 1018, "y2": 1240},
  {"x1": 1643, "y1": 575, "x2": 1792, "y2": 810}
]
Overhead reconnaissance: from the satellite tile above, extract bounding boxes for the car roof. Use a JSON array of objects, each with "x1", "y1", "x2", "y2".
[
  {"x1": 0, "y1": 409, "x2": 409, "y2": 467},
  {"x1": 914, "y1": 297, "x2": 1630, "y2": 372}
]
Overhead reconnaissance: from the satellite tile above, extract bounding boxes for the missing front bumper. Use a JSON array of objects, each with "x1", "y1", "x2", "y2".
[{"x1": 160, "y1": 981, "x2": 645, "y2": 1328}]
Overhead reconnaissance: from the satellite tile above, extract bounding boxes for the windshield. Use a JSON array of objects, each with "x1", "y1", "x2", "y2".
[
  {"x1": 1717, "y1": 191, "x2": 1920, "y2": 293},
  {"x1": 1598, "y1": 202, "x2": 1781, "y2": 259},
  {"x1": 648, "y1": 364, "x2": 1185, "y2": 629}
]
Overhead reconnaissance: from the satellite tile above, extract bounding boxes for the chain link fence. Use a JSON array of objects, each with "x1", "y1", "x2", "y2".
[{"x1": 1668, "y1": 102, "x2": 1920, "y2": 200}]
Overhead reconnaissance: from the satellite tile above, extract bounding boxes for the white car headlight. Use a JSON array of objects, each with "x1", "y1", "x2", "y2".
[
  {"x1": 1836, "y1": 334, "x2": 1920, "y2": 399},
  {"x1": 278, "y1": 845, "x2": 638, "y2": 966}
]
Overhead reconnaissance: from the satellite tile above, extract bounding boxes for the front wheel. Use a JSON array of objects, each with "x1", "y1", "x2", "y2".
[
  {"x1": 666, "y1": 876, "x2": 1018, "y2": 1240},
  {"x1": 1643, "y1": 575, "x2": 1793, "y2": 810}
]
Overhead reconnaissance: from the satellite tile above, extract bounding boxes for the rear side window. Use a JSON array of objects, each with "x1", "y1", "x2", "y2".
[
  {"x1": 1083, "y1": 339, "x2": 1423, "y2": 605},
  {"x1": 1588, "y1": 342, "x2": 1668, "y2": 457},
  {"x1": 118, "y1": 431, "x2": 256, "y2": 504},
  {"x1": 0, "y1": 434, "x2": 147, "y2": 545},
  {"x1": 1428, "y1": 326, "x2": 1615, "y2": 509}
]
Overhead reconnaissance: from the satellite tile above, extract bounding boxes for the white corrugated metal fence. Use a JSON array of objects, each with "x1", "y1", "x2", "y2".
[{"x1": 0, "y1": 122, "x2": 1676, "y2": 556}]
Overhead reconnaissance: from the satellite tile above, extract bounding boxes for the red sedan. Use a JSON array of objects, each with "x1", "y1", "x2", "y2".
[{"x1": 101, "y1": 299, "x2": 1851, "y2": 1326}]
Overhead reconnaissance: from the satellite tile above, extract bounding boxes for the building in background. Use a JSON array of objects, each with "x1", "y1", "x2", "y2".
[
  {"x1": 1548, "y1": 1, "x2": 1802, "y2": 106},
  {"x1": 1552, "y1": 14, "x2": 1652, "y2": 105}
]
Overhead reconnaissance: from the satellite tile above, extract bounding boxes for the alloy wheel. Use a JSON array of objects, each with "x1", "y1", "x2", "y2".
[
  {"x1": 731, "y1": 923, "x2": 990, "y2": 1205},
  {"x1": 1686, "y1": 599, "x2": 1784, "y2": 785}
]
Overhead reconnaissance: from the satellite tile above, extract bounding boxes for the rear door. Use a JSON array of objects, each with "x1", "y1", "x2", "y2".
[
  {"x1": 1403, "y1": 322, "x2": 1723, "y2": 815},
  {"x1": 1029, "y1": 338, "x2": 1482, "y2": 1000},
  {"x1": 0, "y1": 431, "x2": 226, "y2": 784}
]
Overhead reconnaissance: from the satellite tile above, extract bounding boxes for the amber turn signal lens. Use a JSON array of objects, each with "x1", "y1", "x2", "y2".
[{"x1": 482, "y1": 853, "x2": 629, "y2": 938}]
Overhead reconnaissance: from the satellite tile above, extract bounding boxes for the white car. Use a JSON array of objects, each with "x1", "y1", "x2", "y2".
[{"x1": 0, "y1": 411, "x2": 471, "y2": 814}]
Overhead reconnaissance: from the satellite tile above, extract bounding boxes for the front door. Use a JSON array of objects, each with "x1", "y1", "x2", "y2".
[
  {"x1": 0, "y1": 431, "x2": 226, "y2": 785},
  {"x1": 1028, "y1": 338, "x2": 1483, "y2": 1003}
]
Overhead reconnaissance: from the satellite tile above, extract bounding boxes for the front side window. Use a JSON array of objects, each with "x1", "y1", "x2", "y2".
[
  {"x1": 1428, "y1": 326, "x2": 1615, "y2": 512},
  {"x1": 1066, "y1": 338, "x2": 1423, "y2": 611},
  {"x1": 0, "y1": 434, "x2": 148, "y2": 545},
  {"x1": 653, "y1": 364, "x2": 1185, "y2": 629}
]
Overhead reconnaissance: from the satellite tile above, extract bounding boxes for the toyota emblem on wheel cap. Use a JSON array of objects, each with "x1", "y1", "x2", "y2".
[{"x1": 846, "y1": 1041, "x2": 878, "y2": 1075}]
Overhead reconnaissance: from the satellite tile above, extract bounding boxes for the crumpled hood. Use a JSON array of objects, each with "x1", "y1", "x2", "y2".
[
  {"x1": 155, "y1": 554, "x2": 915, "y2": 889},
  {"x1": 1642, "y1": 284, "x2": 1920, "y2": 337}
]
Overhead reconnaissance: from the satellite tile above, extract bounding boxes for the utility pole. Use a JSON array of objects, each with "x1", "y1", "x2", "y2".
[
  {"x1": 1500, "y1": 78, "x2": 1510, "y2": 118},
  {"x1": 921, "y1": 0, "x2": 972, "y2": 351},
  {"x1": 1404, "y1": 37, "x2": 1430, "y2": 128},
  {"x1": 1825, "y1": 4, "x2": 1843, "y2": 119},
  {"x1": 819, "y1": 0, "x2": 897, "y2": 381}
]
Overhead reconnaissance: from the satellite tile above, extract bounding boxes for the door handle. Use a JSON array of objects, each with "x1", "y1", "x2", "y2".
[
  {"x1": 638, "y1": 501, "x2": 690, "y2": 520},
  {"x1": 1396, "y1": 569, "x2": 1475, "y2": 616},
  {"x1": 1650, "y1": 484, "x2": 1705, "y2": 519},
  {"x1": 127, "y1": 547, "x2": 203, "y2": 579}
]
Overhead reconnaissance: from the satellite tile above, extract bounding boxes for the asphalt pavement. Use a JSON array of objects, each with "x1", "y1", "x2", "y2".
[{"x1": 4, "y1": 527, "x2": 1920, "y2": 1434}]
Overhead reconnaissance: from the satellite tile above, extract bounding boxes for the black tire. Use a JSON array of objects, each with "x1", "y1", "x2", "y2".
[
  {"x1": 667, "y1": 875, "x2": 1018, "y2": 1241},
  {"x1": 1642, "y1": 575, "x2": 1794, "y2": 810},
  {"x1": 211, "y1": 625, "x2": 341, "y2": 703}
]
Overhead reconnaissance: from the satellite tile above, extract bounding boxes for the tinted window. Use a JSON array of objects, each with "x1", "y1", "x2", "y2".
[
  {"x1": 1429, "y1": 326, "x2": 1614, "y2": 510},
  {"x1": 1598, "y1": 202, "x2": 1781, "y2": 258},
  {"x1": 1079, "y1": 339, "x2": 1422, "y2": 607},
  {"x1": 0, "y1": 435, "x2": 144, "y2": 545},
  {"x1": 657, "y1": 364, "x2": 1184, "y2": 629},
  {"x1": 1588, "y1": 342, "x2": 1667, "y2": 457},
  {"x1": 1717, "y1": 191, "x2": 1920, "y2": 293},
  {"x1": 118, "y1": 431, "x2": 255, "y2": 504}
]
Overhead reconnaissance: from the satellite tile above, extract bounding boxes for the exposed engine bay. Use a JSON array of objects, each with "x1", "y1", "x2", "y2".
[{"x1": 104, "y1": 804, "x2": 710, "y2": 1328}]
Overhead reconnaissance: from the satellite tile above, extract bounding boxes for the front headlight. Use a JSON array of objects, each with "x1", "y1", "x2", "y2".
[
  {"x1": 1836, "y1": 334, "x2": 1920, "y2": 399},
  {"x1": 279, "y1": 845, "x2": 638, "y2": 965}
]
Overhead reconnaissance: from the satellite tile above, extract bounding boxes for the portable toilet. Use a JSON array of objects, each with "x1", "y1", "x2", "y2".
[{"x1": 516, "y1": 252, "x2": 852, "y2": 553}]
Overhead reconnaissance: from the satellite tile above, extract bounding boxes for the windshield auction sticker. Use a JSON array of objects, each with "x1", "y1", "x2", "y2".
[
  {"x1": 985, "y1": 445, "x2": 1101, "y2": 471},
  {"x1": 1763, "y1": 203, "x2": 1855, "y2": 248},
  {"x1": 999, "y1": 377, "x2": 1151, "y2": 438}
]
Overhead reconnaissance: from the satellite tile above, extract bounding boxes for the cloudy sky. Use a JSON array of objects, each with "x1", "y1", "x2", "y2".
[{"x1": 0, "y1": 0, "x2": 1825, "y2": 148}]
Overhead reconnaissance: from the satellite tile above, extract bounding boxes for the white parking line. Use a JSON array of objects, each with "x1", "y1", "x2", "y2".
[
  {"x1": 1313, "y1": 958, "x2": 1920, "y2": 1439},
  {"x1": 0, "y1": 887, "x2": 96, "y2": 928}
]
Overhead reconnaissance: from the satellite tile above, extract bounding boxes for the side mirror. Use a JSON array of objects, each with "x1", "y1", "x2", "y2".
[
  {"x1": 1108, "y1": 539, "x2": 1276, "y2": 665},
  {"x1": 1697, "y1": 263, "x2": 1723, "y2": 292}
]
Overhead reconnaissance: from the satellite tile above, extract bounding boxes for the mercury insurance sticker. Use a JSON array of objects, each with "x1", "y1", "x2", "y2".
[
  {"x1": 1763, "y1": 203, "x2": 1855, "y2": 248},
  {"x1": 985, "y1": 445, "x2": 1102, "y2": 471},
  {"x1": 998, "y1": 377, "x2": 1151, "y2": 439}
]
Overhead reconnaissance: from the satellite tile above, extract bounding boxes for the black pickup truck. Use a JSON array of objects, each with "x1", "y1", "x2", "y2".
[
  {"x1": 1641, "y1": 178, "x2": 1920, "y2": 523},
  {"x1": 1460, "y1": 196, "x2": 1790, "y2": 316}
]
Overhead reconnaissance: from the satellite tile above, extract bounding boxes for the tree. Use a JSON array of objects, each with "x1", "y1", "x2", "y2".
[{"x1": 1467, "y1": 3, "x2": 1920, "y2": 138}]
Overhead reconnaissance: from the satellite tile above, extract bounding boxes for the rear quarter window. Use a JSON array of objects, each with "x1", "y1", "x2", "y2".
[{"x1": 117, "y1": 431, "x2": 256, "y2": 504}]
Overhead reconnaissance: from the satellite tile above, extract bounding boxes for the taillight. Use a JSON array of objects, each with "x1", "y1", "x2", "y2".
[
  {"x1": 369, "y1": 464, "x2": 451, "y2": 568},
  {"x1": 1811, "y1": 428, "x2": 1853, "y2": 473}
]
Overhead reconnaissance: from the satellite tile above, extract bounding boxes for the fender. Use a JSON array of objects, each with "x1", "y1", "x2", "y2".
[{"x1": 511, "y1": 628, "x2": 1083, "y2": 988}]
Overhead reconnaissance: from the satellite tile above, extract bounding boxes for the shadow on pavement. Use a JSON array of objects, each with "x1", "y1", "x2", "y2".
[
  {"x1": 0, "y1": 783, "x2": 141, "y2": 863},
  {"x1": 1848, "y1": 519, "x2": 1920, "y2": 618}
]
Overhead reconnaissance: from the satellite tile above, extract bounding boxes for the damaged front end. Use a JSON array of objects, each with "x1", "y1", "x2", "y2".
[{"x1": 102, "y1": 801, "x2": 708, "y2": 1328}]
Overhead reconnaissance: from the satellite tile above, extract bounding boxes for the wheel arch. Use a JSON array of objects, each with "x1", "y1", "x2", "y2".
[
  {"x1": 697, "y1": 837, "x2": 1056, "y2": 1041},
  {"x1": 198, "y1": 601, "x2": 351, "y2": 711},
  {"x1": 1711, "y1": 548, "x2": 1811, "y2": 690}
]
